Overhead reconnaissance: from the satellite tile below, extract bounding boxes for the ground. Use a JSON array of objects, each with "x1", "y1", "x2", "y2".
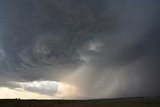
[{"x1": 0, "y1": 97, "x2": 160, "y2": 107}]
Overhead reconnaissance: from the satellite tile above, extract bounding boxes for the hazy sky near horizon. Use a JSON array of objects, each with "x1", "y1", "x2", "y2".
[{"x1": 0, "y1": 0, "x2": 160, "y2": 99}]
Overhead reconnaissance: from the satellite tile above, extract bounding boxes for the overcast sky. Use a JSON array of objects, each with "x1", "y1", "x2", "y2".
[{"x1": 0, "y1": 0, "x2": 160, "y2": 99}]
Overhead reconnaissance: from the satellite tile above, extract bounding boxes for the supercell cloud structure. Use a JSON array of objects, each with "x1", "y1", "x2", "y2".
[{"x1": 0, "y1": 0, "x2": 160, "y2": 98}]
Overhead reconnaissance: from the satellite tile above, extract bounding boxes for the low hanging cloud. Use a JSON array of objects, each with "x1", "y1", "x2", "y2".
[
  {"x1": 17, "y1": 81, "x2": 58, "y2": 96},
  {"x1": 0, "y1": 0, "x2": 160, "y2": 98}
]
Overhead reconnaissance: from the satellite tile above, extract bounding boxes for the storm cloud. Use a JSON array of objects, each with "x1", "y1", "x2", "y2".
[{"x1": 0, "y1": 0, "x2": 160, "y2": 98}]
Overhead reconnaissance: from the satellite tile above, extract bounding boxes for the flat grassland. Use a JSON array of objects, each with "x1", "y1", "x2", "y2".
[{"x1": 0, "y1": 97, "x2": 160, "y2": 107}]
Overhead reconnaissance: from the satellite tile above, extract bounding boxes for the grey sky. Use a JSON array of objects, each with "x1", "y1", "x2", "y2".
[{"x1": 0, "y1": 0, "x2": 160, "y2": 98}]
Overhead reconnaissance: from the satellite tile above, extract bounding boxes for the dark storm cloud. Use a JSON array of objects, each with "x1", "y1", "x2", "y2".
[
  {"x1": 72, "y1": 0, "x2": 160, "y2": 98},
  {"x1": 0, "y1": 0, "x2": 86, "y2": 81},
  {"x1": 0, "y1": 0, "x2": 160, "y2": 98},
  {"x1": 0, "y1": 0, "x2": 112, "y2": 82}
]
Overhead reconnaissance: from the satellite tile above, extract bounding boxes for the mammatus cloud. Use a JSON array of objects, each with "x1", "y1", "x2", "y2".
[{"x1": 0, "y1": 0, "x2": 160, "y2": 98}]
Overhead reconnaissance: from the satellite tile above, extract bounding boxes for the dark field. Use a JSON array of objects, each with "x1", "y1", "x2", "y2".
[{"x1": 0, "y1": 98, "x2": 160, "y2": 107}]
